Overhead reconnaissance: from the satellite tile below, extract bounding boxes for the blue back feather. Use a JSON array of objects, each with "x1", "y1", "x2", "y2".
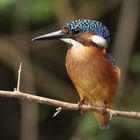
[
  {"x1": 64, "y1": 19, "x2": 110, "y2": 42},
  {"x1": 105, "y1": 53, "x2": 115, "y2": 66}
]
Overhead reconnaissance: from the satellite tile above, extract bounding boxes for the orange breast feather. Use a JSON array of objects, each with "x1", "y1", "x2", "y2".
[{"x1": 66, "y1": 45, "x2": 120, "y2": 128}]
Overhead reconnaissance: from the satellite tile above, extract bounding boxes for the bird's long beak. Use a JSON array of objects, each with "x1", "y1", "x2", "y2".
[{"x1": 32, "y1": 30, "x2": 71, "y2": 41}]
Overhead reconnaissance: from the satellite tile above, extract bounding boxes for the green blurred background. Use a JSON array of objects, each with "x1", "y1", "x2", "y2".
[{"x1": 0, "y1": 0, "x2": 140, "y2": 140}]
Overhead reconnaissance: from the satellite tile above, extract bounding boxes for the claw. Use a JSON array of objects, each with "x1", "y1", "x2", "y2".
[
  {"x1": 102, "y1": 101, "x2": 107, "y2": 115},
  {"x1": 77, "y1": 99, "x2": 85, "y2": 115},
  {"x1": 102, "y1": 107, "x2": 107, "y2": 115},
  {"x1": 88, "y1": 101, "x2": 94, "y2": 107}
]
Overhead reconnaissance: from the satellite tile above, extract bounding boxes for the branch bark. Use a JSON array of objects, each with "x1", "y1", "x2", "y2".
[{"x1": 0, "y1": 89, "x2": 140, "y2": 120}]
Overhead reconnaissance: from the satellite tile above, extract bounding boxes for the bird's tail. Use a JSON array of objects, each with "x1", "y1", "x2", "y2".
[{"x1": 94, "y1": 112, "x2": 110, "y2": 129}]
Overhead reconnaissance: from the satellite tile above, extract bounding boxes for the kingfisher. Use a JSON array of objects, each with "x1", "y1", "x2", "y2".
[{"x1": 32, "y1": 19, "x2": 120, "y2": 129}]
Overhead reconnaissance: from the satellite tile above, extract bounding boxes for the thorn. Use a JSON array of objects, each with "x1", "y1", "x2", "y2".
[
  {"x1": 53, "y1": 107, "x2": 62, "y2": 117},
  {"x1": 16, "y1": 62, "x2": 22, "y2": 91}
]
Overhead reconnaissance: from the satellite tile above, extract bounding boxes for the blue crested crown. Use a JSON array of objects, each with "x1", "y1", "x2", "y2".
[{"x1": 64, "y1": 19, "x2": 110, "y2": 42}]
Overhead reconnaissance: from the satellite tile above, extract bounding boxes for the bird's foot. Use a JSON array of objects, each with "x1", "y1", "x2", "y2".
[
  {"x1": 102, "y1": 101, "x2": 107, "y2": 115},
  {"x1": 77, "y1": 99, "x2": 85, "y2": 115},
  {"x1": 88, "y1": 102, "x2": 95, "y2": 107}
]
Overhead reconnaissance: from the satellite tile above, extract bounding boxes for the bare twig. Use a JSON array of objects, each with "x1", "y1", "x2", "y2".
[
  {"x1": 0, "y1": 90, "x2": 140, "y2": 120},
  {"x1": 16, "y1": 62, "x2": 22, "y2": 91}
]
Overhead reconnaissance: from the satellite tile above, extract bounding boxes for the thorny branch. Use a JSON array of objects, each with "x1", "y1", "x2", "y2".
[{"x1": 0, "y1": 63, "x2": 140, "y2": 120}]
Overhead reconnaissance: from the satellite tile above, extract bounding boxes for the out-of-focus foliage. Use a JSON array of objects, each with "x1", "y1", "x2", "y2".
[
  {"x1": 25, "y1": 0, "x2": 55, "y2": 22},
  {"x1": 70, "y1": 112, "x2": 140, "y2": 140},
  {"x1": 130, "y1": 54, "x2": 140, "y2": 75},
  {"x1": 0, "y1": 0, "x2": 15, "y2": 9},
  {"x1": 0, "y1": 0, "x2": 55, "y2": 31}
]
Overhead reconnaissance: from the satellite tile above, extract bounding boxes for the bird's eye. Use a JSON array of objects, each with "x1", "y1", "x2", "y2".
[{"x1": 71, "y1": 28, "x2": 81, "y2": 34}]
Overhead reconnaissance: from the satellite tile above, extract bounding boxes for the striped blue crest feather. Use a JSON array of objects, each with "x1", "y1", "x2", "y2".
[{"x1": 64, "y1": 19, "x2": 110, "y2": 42}]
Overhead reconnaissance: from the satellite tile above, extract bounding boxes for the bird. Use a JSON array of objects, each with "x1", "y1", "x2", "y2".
[{"x1": 32, "y1": 19, "x2": 121, "y2": 129}]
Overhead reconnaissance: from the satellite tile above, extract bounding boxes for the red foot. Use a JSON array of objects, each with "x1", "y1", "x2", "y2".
[
  {"x1": 78, "y1": 99, "x2": 85, "y2": 115},
  {"x1": 102, "y1": 101, "x2": 107, "y2": 115}
]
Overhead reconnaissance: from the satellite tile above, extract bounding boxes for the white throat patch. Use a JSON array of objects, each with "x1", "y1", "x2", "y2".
[
  {"x1": 92, "y1": 35, "x2": 108, "y2": 48},
  {"x1": 60, "y1": 38, "x2": 83, "y2": 46}
]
